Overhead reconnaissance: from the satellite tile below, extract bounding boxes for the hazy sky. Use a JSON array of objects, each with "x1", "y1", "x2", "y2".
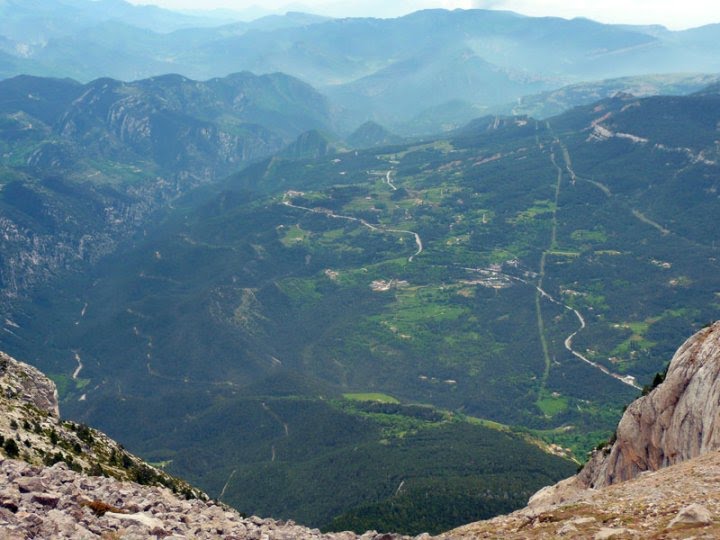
[{"x1": 127, "y1": 0, "x2": 720, "y2": 30}]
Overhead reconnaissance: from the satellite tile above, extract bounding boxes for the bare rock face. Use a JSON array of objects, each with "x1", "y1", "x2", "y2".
[
  {"x1": 580, "y1": 321, "x2": 720, "y2": 489},
  {"x1": 0, "y1": 351, "x2": 59, "y2": 418}
]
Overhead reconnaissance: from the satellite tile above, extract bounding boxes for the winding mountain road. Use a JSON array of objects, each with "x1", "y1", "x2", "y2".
[
  {"x1": 218, "y1": 469, "x2": 237, "y2": 502},
  {"x1": 282, "y1": 193, "x2": 423, "y2": 262},
  {"x1": 527, "y1": 127, "x2": 642, "y2": 390},
  {"x1": 385, "y1": 170, "x2": 398, "y2": 191},
  {"x1": 536, "y1": 281, "x2": 640, "y2": 389},
  {"x1": 466, "y1": 266, "x2": 640, "y2": 390},
  {"x1": 283, "y1": 153, "x2": 638, "y2": 391},
  {"x1": 72, "y1": 352, "x2": 83, "y2": 380},
  {"x1": 261, "y1": 402, "x2": 289, "y2": 463}
]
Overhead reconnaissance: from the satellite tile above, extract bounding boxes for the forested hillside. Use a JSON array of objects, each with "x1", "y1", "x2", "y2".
[
  {"x1": 3, "y1": 87, "x2": 719, "y2": 531},
  {"x1": 0, "y1": 72, "x2": 333, "y2": 299}
]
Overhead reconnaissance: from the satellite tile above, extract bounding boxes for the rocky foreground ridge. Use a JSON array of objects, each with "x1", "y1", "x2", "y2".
[
  {"x1": 0, "y1": 351, "x2": 202, "y2": 498},
  {"x1": 442, "y1": 448, "x2": 720, "y2": 539},
  {"x1": 0, "y1": 459, "x2": 418, "y2": 540}
]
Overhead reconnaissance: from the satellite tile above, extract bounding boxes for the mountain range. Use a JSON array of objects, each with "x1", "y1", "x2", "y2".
[
  {"x1": 2, "y1": 2, "x2": 720, "y2": 127},
  {"x1": 0, "y1": 71, "x2": 332, "y2": 298}
]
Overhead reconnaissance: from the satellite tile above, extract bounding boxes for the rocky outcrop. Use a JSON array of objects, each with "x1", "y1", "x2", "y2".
[
  {"x1": 524, "y1": 321, "x2": 720, "y2": 512},
  {"x1": 525, "y1": 321, "x2": 720, "y2": 517},
  {"x1": 580, "y1": 320, "x2": 720, "y2": 488},
  {"x1": 0, "y1": 351, "x2": 203, "y2": 498},
  {"x1": 0, "y1": 351, "x2": 59, "y2": 417}
]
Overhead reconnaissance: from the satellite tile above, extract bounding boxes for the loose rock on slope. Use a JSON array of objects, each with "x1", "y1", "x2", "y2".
[
  {"x1": 441, "y1": 448, "x2": 720, "y2": 539},
  {"x1": 0, "y1": 458, "x2": 415, "y2": 540},
  {"x1": 0, "y1": 351, "x2": 202, "y2": 497}
]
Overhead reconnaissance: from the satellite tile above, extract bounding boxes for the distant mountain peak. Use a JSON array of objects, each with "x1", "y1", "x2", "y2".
[
  {"x1": 346, "y1": 120, "x2": 403, "y2": 149},
  {"x1": 281, "y1": 128, "x2": 337, "y2": 159},
  {"x1": 694, "y1": 81, "x2": 720, "y2": 96}
]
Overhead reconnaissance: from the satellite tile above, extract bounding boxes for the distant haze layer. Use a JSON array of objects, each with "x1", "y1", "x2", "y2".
[{"x1": 126, "y1": 0, "x2": 720, "y2": 29}]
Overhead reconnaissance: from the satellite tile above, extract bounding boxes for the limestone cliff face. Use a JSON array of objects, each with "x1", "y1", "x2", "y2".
[
  {"x1": 579, "y1": 321, "x2": 720, "y2": 488},
  {"x1": 524, "y1": 321, "x2": 720, "y2": 513}
]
